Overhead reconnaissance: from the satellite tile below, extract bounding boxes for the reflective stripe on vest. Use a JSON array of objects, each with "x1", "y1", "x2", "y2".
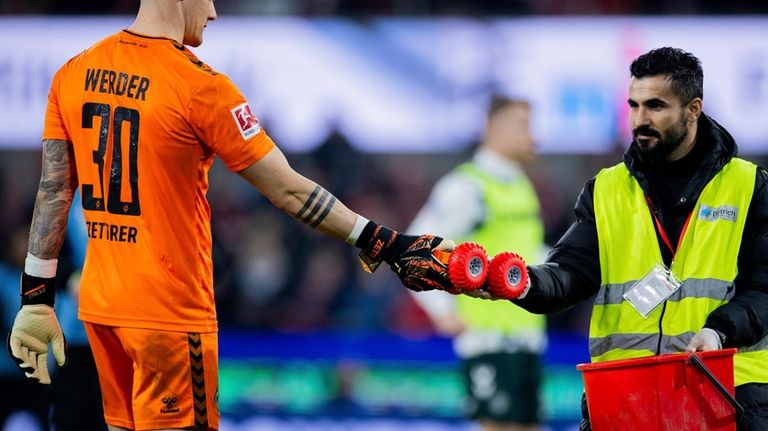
[
  {"x1": 454, "y1": 162, "x2": 546, "y2": 338},
  {"x1": 592, "y1": 157, "x2": 768, "y2": 385}
]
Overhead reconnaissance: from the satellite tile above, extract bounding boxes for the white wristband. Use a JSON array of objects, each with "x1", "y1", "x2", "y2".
[
  {"x1": 345, "y1": 215, "x2": 370, "y2": 245},
  {"x1": 24, "y1": 253, "x2": 58, "y2": 278}
]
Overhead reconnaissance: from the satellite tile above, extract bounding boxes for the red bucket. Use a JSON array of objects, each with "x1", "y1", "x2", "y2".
[{"x1": 577, "y1": 349, "x2": 740, "y2": 430}]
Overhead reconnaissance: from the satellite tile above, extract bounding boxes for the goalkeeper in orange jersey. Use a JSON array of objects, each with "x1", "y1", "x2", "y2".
[{"x1": 6, "y1": 1, "x2": 451, "y2": 430}]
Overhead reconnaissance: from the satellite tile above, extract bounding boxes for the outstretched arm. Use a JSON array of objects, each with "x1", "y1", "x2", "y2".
[
  {"x1": 238, "y1": 146, "x2": 453, "y2": 291},
  {"x1": 513, "y1": 178, "x2": 601, "y2": 313},
  {"x1": 238, "y1": 146, "x2": 358, "y2": 242}
]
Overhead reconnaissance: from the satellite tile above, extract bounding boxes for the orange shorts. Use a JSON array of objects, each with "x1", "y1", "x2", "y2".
[{"x1": 84, "y1": 322, "x2": 220, "y2": 430}]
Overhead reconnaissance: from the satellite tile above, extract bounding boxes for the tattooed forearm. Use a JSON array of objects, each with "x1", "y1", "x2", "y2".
[
  {"x1": 28, "y1": 139, "x2": 77, "y2": 259},
  {"x1": 295, "y1": 185, "x2": 337, "y2": 228}
]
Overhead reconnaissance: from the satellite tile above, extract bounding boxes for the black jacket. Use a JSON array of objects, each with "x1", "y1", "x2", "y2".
[{"x1": 518, "y1": 114, "x2": 768, "y2": 351}]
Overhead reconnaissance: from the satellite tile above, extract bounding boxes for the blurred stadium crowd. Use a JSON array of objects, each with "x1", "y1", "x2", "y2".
[{"x1": 2, "y1": 0, "x2": 768, "y2": 15}]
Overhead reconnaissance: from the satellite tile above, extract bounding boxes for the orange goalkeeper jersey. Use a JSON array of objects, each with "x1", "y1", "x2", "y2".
[{"x1": 43, "y1": 30, "x2": 275, "y2": 332}]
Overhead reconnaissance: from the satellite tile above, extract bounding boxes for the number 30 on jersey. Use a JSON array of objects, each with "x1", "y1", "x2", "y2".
[{"x1": 81, "y1": 102, "x2": 141, "y2": 216}]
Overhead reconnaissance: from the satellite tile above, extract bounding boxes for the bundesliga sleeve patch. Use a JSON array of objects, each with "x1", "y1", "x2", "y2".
[{"x1": 230, "y1": 102, "x2": 262, "y2": 139}]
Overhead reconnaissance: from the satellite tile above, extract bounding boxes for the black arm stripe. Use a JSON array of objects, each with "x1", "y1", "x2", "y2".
[
  {"x1": 296, "y1": 186, "x2": 321, "y2": 219},
  {"x1": 302, "y1": 190, "x2": 329, "y2": 224},
  {"x1": 310, "y1": 196, "x2": 336, "y2": 228}
]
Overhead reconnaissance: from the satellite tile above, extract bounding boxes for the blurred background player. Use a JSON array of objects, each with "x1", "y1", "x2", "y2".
[
  {"x1": 409, "y1": 97, "x2": 547, "y2": 431},
  {"x1": 6, "y1": 1, "x2": 452, "y2": 430}
]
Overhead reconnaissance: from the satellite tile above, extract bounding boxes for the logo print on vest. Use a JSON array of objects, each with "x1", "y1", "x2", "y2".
[{"x1": 698, "y1": 205, "x2": 737, "y2": 222}]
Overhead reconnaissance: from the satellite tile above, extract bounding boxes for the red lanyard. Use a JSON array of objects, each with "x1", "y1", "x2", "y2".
[{"x1": 645, "y1": 196, "x2": 693, "y2": 257}]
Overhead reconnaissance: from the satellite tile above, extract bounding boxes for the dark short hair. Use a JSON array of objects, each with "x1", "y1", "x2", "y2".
[
  {"x1": 487, "y1": 96, "x2": 530, "y2": 119},
  {"x1": 630, "y1": 47, "x2": 703, "y2": 104}
]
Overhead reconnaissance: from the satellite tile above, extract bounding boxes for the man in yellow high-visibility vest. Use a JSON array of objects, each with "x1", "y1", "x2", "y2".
[{"x1": 426, "y1": 47, "x2": 768, "y2": 430}]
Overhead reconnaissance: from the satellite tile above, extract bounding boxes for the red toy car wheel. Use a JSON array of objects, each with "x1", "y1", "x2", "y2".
[
  {"x1": 487, "y1": 252, "x2": 528, "y2": 299},
  {"x1": 448, "y1": 242, "x2": 489, "y2": 292}
]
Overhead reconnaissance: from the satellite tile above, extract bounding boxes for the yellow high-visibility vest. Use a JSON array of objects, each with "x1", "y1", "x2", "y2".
[{"x1": 592, "y1": 157, "x2": 768, "y2": 385}]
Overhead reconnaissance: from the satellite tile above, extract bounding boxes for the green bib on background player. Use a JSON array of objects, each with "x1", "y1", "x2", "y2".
[{"x1": 455, "y1": 163, "x2": 546, "y2": 340}]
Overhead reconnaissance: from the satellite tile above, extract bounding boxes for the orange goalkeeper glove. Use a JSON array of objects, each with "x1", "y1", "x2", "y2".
[{"x1": 356, "y1": 221, "x2": 453, "y2": 292}]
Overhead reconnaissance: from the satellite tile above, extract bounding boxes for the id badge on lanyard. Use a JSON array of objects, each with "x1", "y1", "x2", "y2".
[
  {"x1": 624, "y1": 198, "x2": 692, "y2": 319},
  {"x1": 624, "y1": 263, "x2": 682, "y2": 318}
]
